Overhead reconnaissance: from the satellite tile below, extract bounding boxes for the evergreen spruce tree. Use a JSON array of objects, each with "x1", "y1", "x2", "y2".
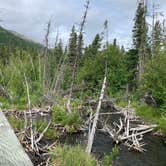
[
  {"x1": 91, "y1": 34, "x2": 101, "y2": 55},
  {"x1": 113, "y1": 38, "x2": 117, "y2": 47},
  {"x1": 77, "y1": 33, "x2": 83, "y2": 57},
  {"x1": 54, "y1": 39, "x2": 63, "y2": 63},
  {"x1": 84, "y1": 34, "x2": 101, "y2": 58},
  {"x1": 132, "y1": 1, "x2": 148, "y2": 89},
  {"x1": 121, "y1": 45, "x2": 125, "y2": 54},
  {"x1": 152, "y1": 20, "x2": 162, "y2": 55},
  {"x1": 68, "y1": 26, "x2": 77, "y2": 66}
]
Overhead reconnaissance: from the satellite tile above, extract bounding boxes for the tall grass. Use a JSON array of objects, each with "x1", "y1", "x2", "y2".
[
  {"x1": 50, "y1": 145, "x2": 98, "y2": 166},
  {"x1": 134, "y1": 103, "x2": 166, "y2": 135},
  {"x1": 52, "y1": 104, "x2": 82, "y2": 133},
  {"x1": 0, "y1": 55, "x2": 43, "y2": 107}
]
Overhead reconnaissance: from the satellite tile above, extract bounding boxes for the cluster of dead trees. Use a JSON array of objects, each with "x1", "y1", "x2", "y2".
[{"x1": 86, "y1": 87, "x2": 157, "y2": 154}]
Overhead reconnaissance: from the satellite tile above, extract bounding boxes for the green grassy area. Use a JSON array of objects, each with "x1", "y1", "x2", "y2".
[
  {"x1": 8, "y1": 116, "x2": 59, "y2": 139},
  {"x1": 50, "y1": 145, "x2": 119, "y2": 166},
  {"x1": 134, "y1": 103, "x2": 166, "y2": 136},
  {"x1": 52, "y1": 103, "x2": 82, "y2": 133},
  {"x1": 50, "y1": 145, "x2": 98, "y2": 166}
]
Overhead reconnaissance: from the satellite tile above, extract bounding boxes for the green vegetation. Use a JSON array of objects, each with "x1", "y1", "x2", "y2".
[
  {"x1": 8, "y1": 115, "x2": 24, "y2": 131},
  {"x1": 52, "y1": 105, "x2": 82, "y2": 133},
  {"x1": 0, "y1": 0, "x2": 166, "y2": 164},
  {"x1": 78, "y1": 45, "x2": 127, "y2": 95},
  {"x1": 33, "y1": 120, "x2": 59, "y2": 139},
  {"x1": 50, "y1": 145, "x2": 98, "y2": 166},
  {"x1": 135, "y1": 103, "x2": 166, "y2": 135},
  {"x1": 142, "y1": 52, "x2": 166, "y2": 110},
  {"x1": 102, "y1": 145, "x2": 119, "y2": 166},
  {"x1": 0, "y1": 26, "x2": 43, "y2": 50},
  {"x1": 50, "y1": 145, "x2": 119, "y2": 166}
]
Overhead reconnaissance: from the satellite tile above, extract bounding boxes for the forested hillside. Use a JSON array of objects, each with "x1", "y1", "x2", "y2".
[
  {"x1": 0, "y1": 0, "x2": 166, "y2": 166},
  {"x1": 0, "y1": 26, "x2": 43, "y2": 49}
]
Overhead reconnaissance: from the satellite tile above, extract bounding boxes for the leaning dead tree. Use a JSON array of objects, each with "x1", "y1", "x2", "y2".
[
  {"x1": 0, "y1": 110, "x2": 33, "y2": 166},
  {"x1": 86, "y1": 76, "x2": 107, "y2": 154},
  {"x1": 86, "y1": 19, "x2": 109, "y2": 154},
  {"x1": 67, "y1": 0, "x2": 90, "y2": 113}
]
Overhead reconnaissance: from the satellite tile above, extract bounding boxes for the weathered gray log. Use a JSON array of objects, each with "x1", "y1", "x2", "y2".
[{"x1": 0, "y1": 110, "x2": 33, "y2": 166}]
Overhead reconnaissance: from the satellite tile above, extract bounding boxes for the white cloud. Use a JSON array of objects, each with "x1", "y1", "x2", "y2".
[{"x1": 0, "y1": 0, "x2": 165, "y2": 48}]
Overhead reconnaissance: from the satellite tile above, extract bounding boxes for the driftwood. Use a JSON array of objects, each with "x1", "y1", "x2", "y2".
[
  {"x1": 101, "y1": 101, "x2": 157, "y2": 152},
  {"x1": 86, "y1": 76, "x2": 107, "y2": 154}
]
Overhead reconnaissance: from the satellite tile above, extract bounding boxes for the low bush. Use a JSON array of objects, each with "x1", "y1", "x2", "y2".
[{"x1": 52, "y1": 105, "x2": 82, "y2": 133}]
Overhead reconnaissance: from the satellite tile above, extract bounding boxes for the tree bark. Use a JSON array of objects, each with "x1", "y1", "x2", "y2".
[{"x1": 0, "y1": 110, "x2": 33, "y2": 166}]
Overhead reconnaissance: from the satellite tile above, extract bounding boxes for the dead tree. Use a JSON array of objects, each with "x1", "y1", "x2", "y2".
[
  {"x1": 86, "y1": 76, "x2": 107, "y2": 154},
  {"x1": 67, "y1": 0, "x2": 90, "y2": 113},
  {"x1": 43, "y1": 20, "x2": 51, "y2": 90},
  {"x1": 24, "y1": 74, "x2": 34, "y2": 150}
]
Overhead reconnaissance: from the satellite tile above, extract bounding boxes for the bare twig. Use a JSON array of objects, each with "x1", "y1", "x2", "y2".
[{"x1": 35, "y1": 120, "x2": 52, "y2": 144}]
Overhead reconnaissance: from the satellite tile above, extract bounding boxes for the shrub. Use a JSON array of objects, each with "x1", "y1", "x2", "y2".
[
  {"x1": 52, "y1": 105, "x2": 82, "y2": 133},
  {"x1": 142, "y1": 52, "x2": 166, "y2": 110},
  {"x1": 33, "y1": 120, "x2": 59, "y2": 139}
]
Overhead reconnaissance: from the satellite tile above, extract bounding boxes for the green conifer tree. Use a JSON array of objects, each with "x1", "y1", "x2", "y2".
[
  {"x1": 132, "y1": 1, "x2": 148, "y2": 88},
  {"x1": 68, "y1": 26, "x2": 77, "y2": 66},
  {"x1": 152, "y1": 20, "x2": 162, "y2": 55}
]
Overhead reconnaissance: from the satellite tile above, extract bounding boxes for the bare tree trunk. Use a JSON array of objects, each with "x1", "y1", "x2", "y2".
[
  {"x1": 67, "y1": 0, "x2": 90, "y2": 113},
  {"x1": 138, "y1": 50, "x2": 144, "y2": 90},
  {"x1": 86, "y1": 76, "x2": 107, "y2": 155},
  {"x1": 24, "y1": 74, "x2": 34, "y2": 150},
  {"x1": 43, "y1": 20, "x2": 51, "y2": 90},
  {"x1": 51, "y1": 51, "x2": 66, "y2": 93}
]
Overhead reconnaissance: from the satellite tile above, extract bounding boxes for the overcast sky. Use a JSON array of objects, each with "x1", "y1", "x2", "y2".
[{"x1": 0, "y1": 0, "x2": 166, "y2": 48}]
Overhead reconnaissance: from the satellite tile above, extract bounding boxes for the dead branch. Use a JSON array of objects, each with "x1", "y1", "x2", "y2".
[
  {"x1": 24, "y1": 74, "x2": 34, "y2": 150},
  {"x1": 35, "y1": 120, "x2": 52, "y2": 144}
]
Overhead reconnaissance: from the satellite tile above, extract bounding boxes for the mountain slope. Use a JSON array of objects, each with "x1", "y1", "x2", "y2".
[{"x1": 0, "y1": 26, "x2": 43, "y2": 49}]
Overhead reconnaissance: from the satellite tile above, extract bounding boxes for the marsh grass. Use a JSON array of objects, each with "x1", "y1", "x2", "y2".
[
  {"x1": 134, "y1": 103, "x2": 166, "y2": 136},
  {"x1": 50, "y1": 145, "x2": 98, "y2": 166}
]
